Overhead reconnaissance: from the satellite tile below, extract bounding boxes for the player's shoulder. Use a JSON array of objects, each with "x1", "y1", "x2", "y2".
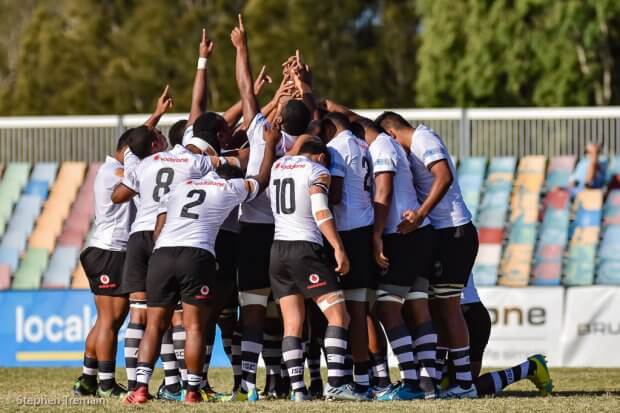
[{"x1": 370, "y1": 133, "x2": 396, "y2": 154}]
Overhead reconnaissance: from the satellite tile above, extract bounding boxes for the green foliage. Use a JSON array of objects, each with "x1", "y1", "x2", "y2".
[{"x1": 1, "y1": 0, "x2": 620, "y2": 114}]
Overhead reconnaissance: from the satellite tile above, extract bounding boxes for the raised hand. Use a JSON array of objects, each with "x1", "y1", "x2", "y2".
[
  {"x1": 253, "y1": 65, "x2": 273, "y2": 96},
  {"x1": 155, "y1": 85, "x2": 173, "y2": 115},
  {"x1": 230, "y1": 13, "x2": 247, "y2": 50},
  {"x1": 263, "y1": 123, "x2": 281, "y2": 147},
  {"x1": 199, "y1": 28, "x2": 214, "y2": 58},
  {"x1": 291, "y1": 49, "x2": 312, "y2": 88}
]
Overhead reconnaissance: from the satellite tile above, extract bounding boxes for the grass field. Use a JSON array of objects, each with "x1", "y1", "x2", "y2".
[{"x1": 1, "y1": 368, "x2": 619, "y2": 412}]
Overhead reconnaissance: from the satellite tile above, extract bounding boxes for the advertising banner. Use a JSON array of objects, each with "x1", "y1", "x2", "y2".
[
  {"x1": 0, "y1": 290, "x2": 228, "y2": 367},
  {"x1": 477, "y1": 287, "x2": 564, "y2": 367},
  {"x1": 561, "y1": 286, "x2": 620, "y2": 367}
]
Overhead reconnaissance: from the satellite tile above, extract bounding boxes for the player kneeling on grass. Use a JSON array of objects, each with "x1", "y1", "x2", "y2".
[
  {"x1": 268, "y1": 137, "x2": 360, "y2": 402},
  {"x1": 437, "y1": 274, "x2": 554, "y2": 398},
  {"x1": 123, "y1": 124, "x2": 277, "y2": 405}
]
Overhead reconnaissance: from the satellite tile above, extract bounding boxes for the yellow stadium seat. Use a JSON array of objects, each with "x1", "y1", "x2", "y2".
[{"x1": 71, "y1": 263, "x2": 89, "y2": 289}]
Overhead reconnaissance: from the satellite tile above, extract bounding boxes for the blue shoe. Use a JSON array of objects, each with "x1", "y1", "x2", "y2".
[
  {"x1": 157, "y1": 383, "x2": 184, "y2": 402},
  {"x1": 374, "y1": 383, "x2": 398, "y2": 401},
  {"x1": 439, "y1": 384, "x2": 477, "y2": 399},
  {"x1": 324, "y1": 383, "x2": 371, "y2": 401},
  {"x1": 290, "y1": 390, "x2": 311, "y2": 402},
  {"x1": 247, "y1": 387, "x2": 259, "y2": 402},
  {"x1": 379, "y1": 382, "x2": 426, "y2": 401}
]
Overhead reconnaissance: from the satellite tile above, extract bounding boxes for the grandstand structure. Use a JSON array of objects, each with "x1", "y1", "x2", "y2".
[{"x1": 0, "y1": 107, "x2": 620, "y2": 290}]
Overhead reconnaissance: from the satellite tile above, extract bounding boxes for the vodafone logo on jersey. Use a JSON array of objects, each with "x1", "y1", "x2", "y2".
[
  {"x1": 100, "y1": 275, "x2": 110, "y2": 285},
  {"x1": 155, "y1": 154, "x2": 188, "y2": 163},
  {"x1": 307, "y1": 274, "x2": 327, "y2": 289},
  {"x1": 98, "y1": 274, "x2": 117, "y2": 289}
]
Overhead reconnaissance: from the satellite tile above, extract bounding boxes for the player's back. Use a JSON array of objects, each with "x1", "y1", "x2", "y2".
[
  {"x1": 90, "y1": 156, "x2": 134, "y2": 250},
  {"x1": 155, "y1": 171, "x2": 256, "y2": 255},
  {"x1": 327, "y1": 130, "x2": 374, "y2": 231},
  {"x1": 124, "y1": 145, "x2": 212, "y2": 234},
  {"x1": 269, "y1": 155, "x2": 330, "y2": 245}
]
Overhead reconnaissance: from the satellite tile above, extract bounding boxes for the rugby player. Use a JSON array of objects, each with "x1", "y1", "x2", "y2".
[
  {"x1": 229, "y1": 14, "x2": 313, "y2": 401},
  {"x1": 124, "y1": 121, "x2": 279, "y2": 405},
  {"x1": 73, "y1": 128, "x2": 143, "y2": 398},
  {"x1": 269, "y1": 138, "x2": 358, "y2": 401},
  {"x1": 376, "y1": 112, "x2": 477, "y2": 398},
  {"x1": 323, "y1": 112, "x2": 376, "y2": 397}
]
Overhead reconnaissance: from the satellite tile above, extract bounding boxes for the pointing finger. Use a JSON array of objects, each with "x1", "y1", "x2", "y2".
[{"x1": 238, "y1": 14, "x2": 244, "y2": 30}]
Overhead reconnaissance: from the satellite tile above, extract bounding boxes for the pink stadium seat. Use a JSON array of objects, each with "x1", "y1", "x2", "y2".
[
  {"x1": 0, "y1": 264, "x2": 10, "y2": 290},
  {"x1": 478, "y1": 228, "x2": 504, "y2": 244},
  {"x1": 56, "y1": 229, "x2": 85, "y2": 247},
  {"x1": 537, "y1": 244, "x2": 563, "y2": 259},
  {"x1": 532, "y1": 262, "x2": 562, "y2": 282},
  {"x1": 543, "y1": 188, "x2": 570, "y2": 210}
]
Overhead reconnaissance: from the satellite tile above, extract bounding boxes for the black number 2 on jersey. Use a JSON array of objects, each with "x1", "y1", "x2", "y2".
[{"x1": 180, "y1": 189, "x2": 206, "y2": 219}]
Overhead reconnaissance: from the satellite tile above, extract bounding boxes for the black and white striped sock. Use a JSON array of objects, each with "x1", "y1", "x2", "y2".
[
  {"x1": 450, "y1": 346, "x2": 473, "y2": 388},
  {"x1": 231, "y1": 326, "x2": 242, "y2": 390},
  {"x1": 160, "y1": 329, "x2": 181, "y2": 393},
  {"x1": 263, "y1": 332, "x2": 283, "y2": 393},
  {"x1": 435, "y1": 346, "x2": 449, "y2": 382},
  {"x1": 412, "y1": 321, "x2": 437, "y2": 383},
  {"x1": 135, "y1": 362, "x2": 153, "y2": 390},
  {"x1": 240, "y1": 327, "x2": 263, "y2": 393},
  {"x1": 324, "y1": 326, "x2": 348, "y2": 388},
  {"x1": 370, "y1": 351, "x2": 391, "y2": 387},
  {"x1": 172, "y1": 325, "x2": 187, "y2": 388},
  {"x1": 344, "y1": 352, "x2": 353, "y2": 385},
  {"x1": 282, "y1": 336, "x2": 307, "y2": 394},
  {"x1": 97, "y1": 360, "x2": 115, "y2": 391},
  {"x1": 187, "y1": 371, "x2": 202, "y2": 393},
  {"x1": 82, "y1": 355, "x2": 97, "y2": 386},
  {"x1": 485, "y1": 360, "x2": 534, "y2": 394},
  {"x1": 386, "y1": 325, "x2": 419, "y2": 388},
  {"x1": 124, "y1": 323, "x2": 144, "y2": 390},
  {"x1": 354, "y1": 360, "x2": 371, "y2": 392}
]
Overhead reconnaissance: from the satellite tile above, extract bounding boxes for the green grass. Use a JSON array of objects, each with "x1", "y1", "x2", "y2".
[{"x1": 1, "y1": 368, "x2": 619, "y2": 412}]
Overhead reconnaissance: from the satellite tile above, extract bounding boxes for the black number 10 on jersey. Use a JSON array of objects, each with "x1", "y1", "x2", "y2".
[{"x1": 273, "y1": 178, "x2": 296, "y2": 214}]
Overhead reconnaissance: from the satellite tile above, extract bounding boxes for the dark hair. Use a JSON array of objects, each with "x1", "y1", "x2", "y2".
[
  {"x1": 216, "y1": 163, "x2": 244, "y2": 180},
  {"x1": 350, "y1": 122, "x2": 365, "y2": 140},
  {"x1": 282, "y1": 100, "x2": 311, "y2": 136},
  {"x1": 299, "y1": 138, "x2": 331, "y2": 168},
  {"x1": 116, "y1": 127, "x2": 135, "y2": 151},
  {"x1": 169, "y1": 119, "x2": 187, "y2": 147},
  {"x1": 193, "y1": 112, "x2": 225, "y2": 154},
  {"x1": 325, "y1": 112, "x2": 350, "y2": 130},
  {"x1": 355, "y1": 116, "x2": 381, "y2": 134},
  {"x1": 127, "y1": 125, "x2": 156, "y2": 159},
  {"x1": 375, "y1": 111, "x2": 411, "y2": 131}
]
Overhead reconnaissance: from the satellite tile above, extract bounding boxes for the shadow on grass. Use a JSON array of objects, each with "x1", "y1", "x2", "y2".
[{"x1": 497, "y1": 390, "x2": 620, "y2": 398}]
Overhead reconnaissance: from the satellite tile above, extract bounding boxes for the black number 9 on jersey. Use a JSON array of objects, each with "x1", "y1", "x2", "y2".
[{"x1": 273, "y1": 178, "x2": 296, "y2": 214}]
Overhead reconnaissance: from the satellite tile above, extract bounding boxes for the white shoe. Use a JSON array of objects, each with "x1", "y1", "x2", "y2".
[{"x1": 440, "y1": 384, "x2": 477, "y2": 399}]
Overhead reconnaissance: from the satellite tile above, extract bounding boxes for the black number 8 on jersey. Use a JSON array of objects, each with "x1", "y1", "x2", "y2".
[{"x1": 153, "y1": 167, "x2": 175, "y2": 202}]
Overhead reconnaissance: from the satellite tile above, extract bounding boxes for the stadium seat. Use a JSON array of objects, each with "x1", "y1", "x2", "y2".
[
  {"x1": 42, "y1": 246, "x2": 79, "y2": 288},
  {"x1": 564, "y1": 245, "x2": 596, "y2": 286},
  {"x1": 1, "y1": 230, "x2": 28, "y2": 254},
  {"x1": 545, "y1": 155, "x2": 576, "y2": 189},
  {"x1": 23, "y1": 180, "x2": 49, "y2": 199},
  {"x1": 0, "y1": 247, "x2": 19, "y2": 273},
  {"x1": 478, "y1": 228, "x2": 504, "y2": 244},
  {"x1": 71, "y1": 263, "x2": 90, "y2": 289},
  {"x1": 472, "y1": 244, "x2": 502, "y2": 285},
  {"x1": 0, "y1": 264, "x2": 10, "y2": 290},
  {"x1": 31, "y1": 162, "x2": 58, "y2": 188},
  {"x1": 11, "y1": 248, "x2": 48, "y2": 290}
]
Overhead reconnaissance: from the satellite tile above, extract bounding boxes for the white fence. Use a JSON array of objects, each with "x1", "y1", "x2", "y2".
[{"x1": 1, "y1": 107, "x2": 620, "y2": 162}]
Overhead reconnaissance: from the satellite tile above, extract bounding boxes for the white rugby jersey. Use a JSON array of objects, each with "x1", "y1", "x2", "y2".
[
  {"x1": 327, "y1": 130, "x2": 374, "y2": 231},
  {"x1": 89, "y1": 156, "x2": 135, "y2": 251},
  {"x1": 461, "y1": 274, "x2": 481, "y2": 305},
  {"x1": 155, "y1": 172, "x2": 259, "y2": 255},
  {"x1": 239, "y1": 113, "x2": 296, "y2": 224},
  {"x1": 270, "y1": 155, "x2": 331, "y2": 245},
  {"x1": 368, "y1": 133, "x2": 430, "y2": 235},
  {"x1": 122, "y1": 145, "x2": 213, "y2": 234},
  {"x1": 409, "y1": 125, "x2": 471, "y2": 229}
]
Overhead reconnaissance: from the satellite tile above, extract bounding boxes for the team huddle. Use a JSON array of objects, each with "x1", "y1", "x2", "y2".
[{"x1": 72, "y1": 15, "x2": 553, "y2": 404}]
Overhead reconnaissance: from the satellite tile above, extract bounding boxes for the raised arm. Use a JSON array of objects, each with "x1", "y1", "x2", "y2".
[
  {"x1": 187, "y1": 28, "x2": 215, "y2": 127},
  {"x1": 231, "y1": 14, "x2": 260, "y2": 129},
  {"x1": 253, "y1": 124, "x2": 279, "y2": 191},
  {"x1": 321, "y1": 99, "x2": 361, "y2": 123},
  {"x1": 223, "y1": 65, "x2": 273, "y2": 128},
  {"x1": 144, "y1": 85, "x2": 173, "y2": 129},
  {"x1": 291, "y1": 50, "x2": 318, "y2": 120}
]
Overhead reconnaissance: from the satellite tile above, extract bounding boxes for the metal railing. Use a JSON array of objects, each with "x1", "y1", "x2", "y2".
[{"x1": 1, "y1": 107, "x2": 619, "y2": 162}]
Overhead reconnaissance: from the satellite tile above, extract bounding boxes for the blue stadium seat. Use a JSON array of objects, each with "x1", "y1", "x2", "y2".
[
  {"x1": 30, "y1": 162, "x2": 58, "y2": 188},
  {"x1": 1, "y1": 230, "x2": 28, "y2": 254},
  {"x1": 23, "y1": 180, "x2": 49, "y2": 199},
  {"x1": 0, "y1": 246, "x2": 19, "y2": 273}
]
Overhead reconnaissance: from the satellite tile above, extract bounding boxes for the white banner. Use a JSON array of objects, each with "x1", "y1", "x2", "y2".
[
  {"x1": 561, "y1": 286, "x2": 620, "y2": 367},
  {"x1": 478, "y1": 287, "x2": 564, "y2": 367}
]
